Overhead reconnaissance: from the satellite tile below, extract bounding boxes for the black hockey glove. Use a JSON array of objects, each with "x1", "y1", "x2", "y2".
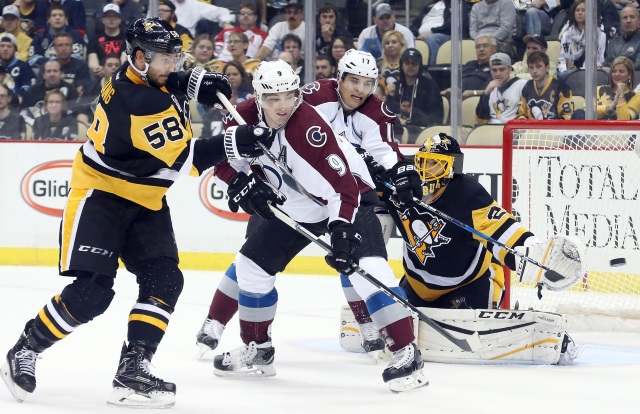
[
  {"x1": 224, "y1": 125, "x2": 276, "y2": 160},
  {"x1": 389, "y1": 160, "x2": 422, "y2": 205},
  {"x1": 356, "y1": 147, "x2": 388, "y2": 180},
  {"x1": 325, "y1": 221, "x2": 361, "y2": 275},
  {"x1": 177, "y1": 67, "x2": 232, "y2": 106},
  {"x1": 356, "y1": 147, "x2": 389, "y2": 192},
  {"x1": 227, "y1": 172, "x2": 286, "y2": 220}
]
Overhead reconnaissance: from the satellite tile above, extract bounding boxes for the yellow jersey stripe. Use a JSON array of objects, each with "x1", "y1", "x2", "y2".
[
  {"x1": 38, "y1": 308, "x2": 67, "y2": 339},
  {"x1": 128, "y1": 314, "x2": 168, "y2": 331},
  {"x1": 60, "y1": 188, "x2": 89, "y2": 272}
]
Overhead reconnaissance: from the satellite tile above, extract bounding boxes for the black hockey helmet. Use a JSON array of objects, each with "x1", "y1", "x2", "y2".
[
  {"x1": 414, "y1": 133, "x2": 464, "y2": 203},
  {"x1": 125, "y1": 17, "x2": 183, "y2": 62}
]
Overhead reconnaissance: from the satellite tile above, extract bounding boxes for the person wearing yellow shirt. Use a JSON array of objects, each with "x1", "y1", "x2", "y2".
[{"x1": 0, "y1": 5, "x2": 32, "y2": 63}]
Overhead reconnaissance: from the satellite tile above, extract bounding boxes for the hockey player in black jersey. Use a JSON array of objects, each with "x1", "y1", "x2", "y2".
[
  {"x1": 0, "y1": 17, "x2": 275, "y2": 409},
  {"x1": 386, "y1": 134, "x2": 540, "y2": 309}
]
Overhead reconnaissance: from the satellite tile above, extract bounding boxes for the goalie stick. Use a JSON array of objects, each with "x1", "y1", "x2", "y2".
[
  {"x1": 216, "y1": 92, "x2": 481, "y2": 352},
  {"x1": 381, "y1": 181, "x2": 579, "y2": 289},
  {"x1": 268, "y1": 205, "x2": 481, "y2": 353}
]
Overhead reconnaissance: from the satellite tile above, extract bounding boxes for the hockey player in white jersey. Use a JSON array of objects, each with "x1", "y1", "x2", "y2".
[{"x1": 202, "y1": 59, "x2": 427, "y2": 392}]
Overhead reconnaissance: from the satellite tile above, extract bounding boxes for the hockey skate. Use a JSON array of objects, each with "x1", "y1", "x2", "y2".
[
  {"x1": 1, "y1": 332, "x2": 39, "y2": 402},
  {"x1": 213, "y1": 341, "x2": 275, "y2": 378},
  {"x1": 557, "y1": 334, "x2": 585, "y2": 366},
  {"x1": 107, "y1": 342, "x2": 176, "y2": 409},
  {"x1": 196, "y1": 317, "x2": 225, "y2": 359},
  {"x1": 359, "y1": 322, "x2": 388, "y2": 361},
  {"x1": 382, "y1": 343, "x2": 428, "y2": 393}
]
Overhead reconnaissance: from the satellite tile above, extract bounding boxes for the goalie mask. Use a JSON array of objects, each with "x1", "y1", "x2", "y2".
[
  {"x1": 252, "y1": 60, "x2": 302, "y2": 128},
  {"x1": 415, "y1": 133, "x2": 464, "y2": 203}
]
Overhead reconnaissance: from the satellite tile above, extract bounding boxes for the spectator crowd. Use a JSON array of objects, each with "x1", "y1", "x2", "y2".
[{"x1": 0, "y1": 0, "x2": 638, "y2": 143}]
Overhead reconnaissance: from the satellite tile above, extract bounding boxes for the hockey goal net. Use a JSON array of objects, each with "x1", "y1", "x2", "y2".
[{"x1": 502, "y1": 120, "x2": 640, "y2": 330}]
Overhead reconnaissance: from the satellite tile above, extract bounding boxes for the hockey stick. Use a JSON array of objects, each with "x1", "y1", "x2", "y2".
[
  {"x1": 216, "y1": 92, "x2": 480, "y2": 352},
  {"x1": 216, "y1": 92, "x2": 322, "y2": 205},
  {"x1": 268, "y1": 205, "x2": 481, "y2": 353},
  {"x1": 381, "y1": 182, "x2": 570, "y2": 285}
]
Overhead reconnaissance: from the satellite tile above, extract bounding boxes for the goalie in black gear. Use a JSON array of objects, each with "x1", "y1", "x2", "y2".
[
  {"x1": 0, "y1": 17, "x2": 274, "y2": 408},
  {"x1": 341, "y1": 133, "x2": 585, "y2": 365}
]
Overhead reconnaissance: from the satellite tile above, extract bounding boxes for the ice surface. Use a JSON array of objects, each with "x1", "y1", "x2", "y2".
[{"x1": 1, "y1": 266, "x2": 639, "y2": 414}]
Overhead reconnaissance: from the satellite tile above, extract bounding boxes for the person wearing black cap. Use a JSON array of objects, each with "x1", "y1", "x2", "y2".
[
  {"x1": 387, "y1": 47, "x2": 443, "y2": 127},
  {"x1": 513, "y1": 34, "x2": 557, "y2": 80},
  {"x1": 357, "y1": 1, "x2": 415, "y2": 60}
]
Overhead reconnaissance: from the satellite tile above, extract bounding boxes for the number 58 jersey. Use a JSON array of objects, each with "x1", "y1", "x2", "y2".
[{"x1": 70, "y1": 63, "x2": 199, "y2": 211}]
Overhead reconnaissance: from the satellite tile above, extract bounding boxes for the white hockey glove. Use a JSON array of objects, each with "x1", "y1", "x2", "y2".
[{"x1": 516, "y1": 236, "x2": 586, "y2": 291}]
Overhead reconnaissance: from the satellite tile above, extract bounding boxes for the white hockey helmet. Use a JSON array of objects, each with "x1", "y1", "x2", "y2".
[
  {"x1": 336, "y1": 49, "x2": 379, "y2": 102},
  {"x1": 252, "y1": 60, "x2": 302, "y2": 121},
  {"x1": 337, "y1": 49, "x2": 378, "y2": 80},
  {"x1": 253, "y1": 60, "x2": 301, "y2": 98}
]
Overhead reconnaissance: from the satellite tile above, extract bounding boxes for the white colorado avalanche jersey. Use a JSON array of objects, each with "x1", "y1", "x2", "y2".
[
  {"x1": 301, "y1": 79, "x2": 403, "y2": 170},
  {"x1": 216, "y1": 98, "x2": 374, "y2": 224}
]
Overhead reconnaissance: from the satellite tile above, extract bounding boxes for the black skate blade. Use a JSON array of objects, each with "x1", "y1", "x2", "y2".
[{"x1": 1, "y1": 361, "x2": 28, "y2": 403}]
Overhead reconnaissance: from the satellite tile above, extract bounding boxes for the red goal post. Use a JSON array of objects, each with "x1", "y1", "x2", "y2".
[{"x1": 501, "y1": 120, "x2": 640, "y2": 328}]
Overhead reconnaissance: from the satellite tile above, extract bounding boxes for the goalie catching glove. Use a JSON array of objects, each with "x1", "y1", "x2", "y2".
[
  {"x1": 389, "y1": 160, "x2": 422, "y2": 205},
  {"x1": 227, "y1": 172, "x2": 286, "y2": 220},
  {"x1": 325, "y1": 221, "x2": 361, "y2": 275},
  {"x1": 516, "y1": 236, "x2": 586, "y2": 291},
  {"x1": 176, "y1": 67, "x2": 232, "y2": 106},
  {"x1": 223, "y1": 125, "x2": 276, "y2": 160}
]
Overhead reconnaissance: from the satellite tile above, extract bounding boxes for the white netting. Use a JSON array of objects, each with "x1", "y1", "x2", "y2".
[{"x1": 505, "y1": 124, "x2": 640, "y2": 330}]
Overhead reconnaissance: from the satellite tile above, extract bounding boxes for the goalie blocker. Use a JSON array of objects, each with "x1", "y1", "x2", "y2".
[{"x1": 340, "y1": 305, "x2": 582, "y2": 365}]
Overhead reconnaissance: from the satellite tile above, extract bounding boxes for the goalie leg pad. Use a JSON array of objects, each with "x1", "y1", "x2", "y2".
[
  {"x1": 339, "y1": 304, "x2": 367, "y2": 353},
  {"x1": 416, "y1": 308, "x2": 572, "y2": 365}
]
